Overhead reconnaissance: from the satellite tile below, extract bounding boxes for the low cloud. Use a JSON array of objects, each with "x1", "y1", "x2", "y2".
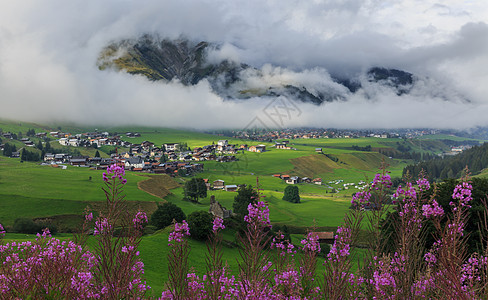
[{"x1": 0, "y1": 0, "x2": 487, "y2": 130}]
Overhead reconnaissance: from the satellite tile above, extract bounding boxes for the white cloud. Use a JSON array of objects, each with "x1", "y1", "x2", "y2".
[{"x1": 0, "y1": 0, "x2": 487, "y2": 130}]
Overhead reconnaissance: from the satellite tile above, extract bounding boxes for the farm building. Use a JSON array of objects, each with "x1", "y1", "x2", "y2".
[{"x1": 213, "y1": 180, "x2": 225, "y2": 189}]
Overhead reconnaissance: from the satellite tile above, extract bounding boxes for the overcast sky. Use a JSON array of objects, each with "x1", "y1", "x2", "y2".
[{"x1": 0, "y1": 0, "x2": 487, "y2": 130}]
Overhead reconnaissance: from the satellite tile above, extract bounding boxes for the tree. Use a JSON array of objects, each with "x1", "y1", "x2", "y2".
[
  {"x1": 36, "y1": 141, "x2": 43, "y2": 151},
  {"x1": 187, "y1": 210, "x2": 213, "y2": 241},
  {"x1": 44, "y1": 141, "x2": 51, "y2": 152},
  {"x1": 2, "y1": 143, "x2": 16, "y2": 157},
  {"x1": 283, "y1": 185, "x2": 300, "y2": 203},
  {"x1": 150, "y1": 202, "x2": 186, "y2": 230},
  {"x1": 184, "y1": 178, "x2": 207, "y2": 202},
  {"x1": 21, "y1": 148, "x2": 26, "y2": 161},
  {"x1": 160, "y1": 153, "x2": 167, "y2": 163},
  {"x1": 26, "y1": 129, "x2": 35, "y2": 136},
  {"x1": 233, "y1": 185, "x2": 259, "y2": 219},
  {"x1": 19, "y1": 148, "x2": 40, "y2": 162},
  {"x1": 177, "y1": 168, "x2": 187, "y2": 177},
  {"x1": 177, "y1": 142, "x2": 188, "y2": 152},
  {"x1": 95, "y1": 150, "x2": 101, "y2": 158}
]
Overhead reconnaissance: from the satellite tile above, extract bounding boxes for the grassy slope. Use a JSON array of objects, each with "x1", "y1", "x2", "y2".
[
  {"x1": 0, "y1": 157, "x2": 163, "y2": 226},
  {"x1": 0, "y1": 118, "x2": 54, "y2": 134}
]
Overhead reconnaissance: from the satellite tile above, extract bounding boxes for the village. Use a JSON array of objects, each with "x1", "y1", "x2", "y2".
[
  {"x1": 219, "y1": 128, "x2": 442, "y2": 142},
  {"x1": 1, "y1": 128, "x2": 472, "y2": 189}
]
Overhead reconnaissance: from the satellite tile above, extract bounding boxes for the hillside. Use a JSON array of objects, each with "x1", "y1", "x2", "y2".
[{"x1": 403, "y1": 142, "x2": 488, "y2": 180}]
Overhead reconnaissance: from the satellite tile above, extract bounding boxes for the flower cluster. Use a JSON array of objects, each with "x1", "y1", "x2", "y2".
[
  {"x1": 327, "y1": 226, "x2": 351, "y2": 262},
  {"x1": 371, "y1": 173, "x2": 392, "y2": 190},
  {"x1": 0, "y1": 233, "x2": 100, "y2": 298},
  {"x1": 301, "y1": 232, "x2": 321, "y2": 253},
  {"x1": 393, "y1": 182, "x2": 417, "y2": 200},
  {"x1": 369, "y1": 254, "x2": 409, "y2": 297},
  {"x1": 273, "y1": 268, "x2": 302, "y2": 297},
  {"x1": 103, "y1": 164, "x2": 127, "y2": 184},
  {"x1": 460, "y1": 254, "x2": 487, "y2": 292},
  {"x1": 271, "y1": 233, "x2": 296, "y2": 256},
  {"x1": 351, "y1": 190, "x2": 371, "y2": 204},
  {"x1": 0, "y1": 224, "x2": 5, "y2": 237},
  {"x1": 422, "y1": 199, "x2": 444, "y2": 218},
  {"x1": 244, "y1": 201, "x2": 271, "y2": 228},
  {"x1": 93, "y1": 217, "x2": 112, "y2": 235},
  {"x1": 85, "y1": 212, "x2": 93, "y2": 222},
  {"x1": 424, "y1": 252, "x2": 437, "y2": 265},
  {"x1": 416, "y1": 177, "x2": 431, "y2": 192},
  {"x1": 168, "y1": 220, "x2": 190, "y2": 246},
  {"x1": 452, "y1": 181, "x2": 473, "y2": 208},
  {"x1": 132, "y1": 211, "x2": 148, "y2": 230},
  {"x1": 212, "y1": 217, "x2": 225, "y2": 233}
]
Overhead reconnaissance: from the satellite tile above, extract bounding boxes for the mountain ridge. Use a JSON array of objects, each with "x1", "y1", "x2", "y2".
[{"x1": 98, "y1": 35, "x2": 463, "y2": 105}]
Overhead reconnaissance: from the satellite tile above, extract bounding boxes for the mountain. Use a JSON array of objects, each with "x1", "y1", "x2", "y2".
[{"x1": 97, "y1": 35, "x2": 462, "y2": 105}]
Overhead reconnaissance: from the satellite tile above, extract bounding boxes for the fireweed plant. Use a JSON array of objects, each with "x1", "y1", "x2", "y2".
[
  {"x1": 0, "y1": 164, "x2": 148, "y2": 299},
  {"x1": 2, "y1": 164, "x2": 488, "y2": 298},
  {"x1": 161, "y1": 167, "x2": 488, "y2": 299}
]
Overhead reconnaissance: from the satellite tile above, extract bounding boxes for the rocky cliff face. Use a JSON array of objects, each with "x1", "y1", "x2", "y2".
[{"x1": 98, "y1": 35, "x2": 456, "y2": 105}]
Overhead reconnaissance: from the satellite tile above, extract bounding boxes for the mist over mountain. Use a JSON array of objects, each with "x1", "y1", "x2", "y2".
[
  {"x1": 0, "y1": 1, "x2": 487, "y2": 130},
  {"x1": 97, "y1": 36, "x2": 467, "y2": 105}
]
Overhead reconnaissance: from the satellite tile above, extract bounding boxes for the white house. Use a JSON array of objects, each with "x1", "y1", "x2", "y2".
[
  {"x1": 68, "y1": 139, "x2": 80, "y2": 147},
  {"x1": 164, "y1": 143, "x2": 179, "y2": 151},
  {"x1": 125, "y1": 157, "x2": 144, "y2": 169},
  {"x1": 286, "y1": 176, "x2": 299, "y2": 184},
  {"x1": 217, "y1": 140, "x2": 228, "y2": 147}
]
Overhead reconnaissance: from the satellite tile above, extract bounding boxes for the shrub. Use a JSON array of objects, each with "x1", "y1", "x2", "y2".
[
  {"x1": 12, "y1": 218, "x2": 57, "y2": 234},
  {"x1": 150, "y1": 202, "x2": 186, "y2": 229},
  {"x1": 12, "y1": 218, "x2": 38, "y2": 233},
  {"x1": 187, "y1": 210, "x2": 213, "y2": 241}
]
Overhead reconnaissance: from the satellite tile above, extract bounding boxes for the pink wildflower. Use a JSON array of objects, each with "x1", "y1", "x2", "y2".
[
  {"x1": 103, "y1": 164, "x2": 127, "y2": 184},
  {"x1": 452, "y1": 181, "x2": 473, "y2": 208},
  {"x1": 301, "y1": 232, "x2": 321, "y2": 253},
  {"x1": 168, "y1": 220, "x2": 190, "y2": 246},
  {"x1": 212, "y1": 217, "x2": 225, "y2": 233},
  {"x1": 244, "y1": 201, "x2": 271, "y2": 228},
  {"x1": 422, "y1": 200, "x2": 444, "y2": 218},
  {"x1": 133, "y1": 211, "x2": 148, "y2": 230},
  {"x1": 416, "y1": 177, "x2": 431, "y2": 192}
]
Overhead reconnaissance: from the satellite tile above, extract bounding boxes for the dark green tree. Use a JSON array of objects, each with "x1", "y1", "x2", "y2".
[
  {"x1": 36, "y1": 141, "x2": 43, "y2": 151},
  {"x1": 283, "y1": 185, "x2": 300, "y2": 203},
  {"x1": 95, "y1": 150, "x2": 101, "y2": 158},
  {"x1": 26, "y1": 129, "x2": 35, "y2": 136},
  {"x1": 21, "y1": 148, "x2": 26, "y2": 161},
  {"x1": 20, "y1": 149, "x2": 40, "y2": 162},
  {"x1": 233, "y1": 185, "x2": 259, "y2": 219},
  {"x1": 160, "y1": 153, "x2": 167, "y2": 163},
  {"x1": 44, "y1": 141, "x2": 51, "y2": 152},
  {"x1": 187, "y1": 210, "x2": 213, "y2": 241},
  {"x1": 150, "y1": 202, "x2": 186, "y2": 230},
  {"x1": 3, "y1": 143, "x2": 16, "y2": 157},
  {"x1": 184, "y1": 178, "x2": 207, "y2": 202},
  {"x1": 177, "y1": 168, "x2": 187, "y2": 177}
]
